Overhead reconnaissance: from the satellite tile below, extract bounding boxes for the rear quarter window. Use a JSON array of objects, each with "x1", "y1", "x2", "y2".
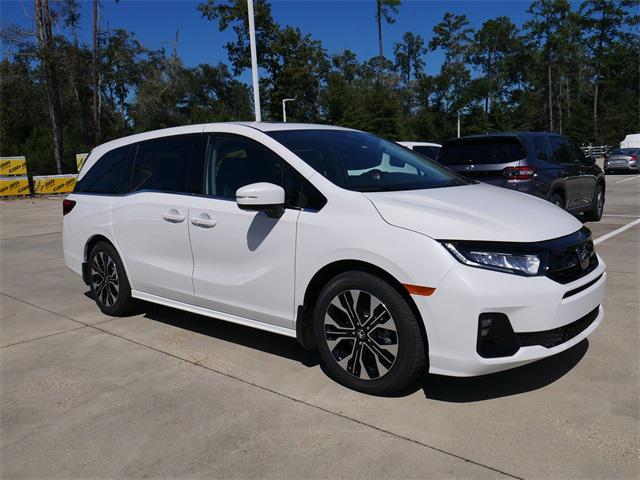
[
  {"x1": 74, "y1": 145, "x2": 134, "y2": 194},
  {"x1": 439, "y1": 138, "x2": 526, "y2": 165}
]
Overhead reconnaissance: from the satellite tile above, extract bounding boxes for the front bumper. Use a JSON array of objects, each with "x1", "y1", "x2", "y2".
[{"x1": 414, "y1": 255, "x2": 606, "y2": 376}]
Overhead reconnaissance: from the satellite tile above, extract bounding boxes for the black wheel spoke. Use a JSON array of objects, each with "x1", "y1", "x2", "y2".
[
  {"x1": 91, "y1": 251, "x2": 119, "y2": 308},
  {"x1": 325, "y1": 289, "x2": 398, "y2": 380}
]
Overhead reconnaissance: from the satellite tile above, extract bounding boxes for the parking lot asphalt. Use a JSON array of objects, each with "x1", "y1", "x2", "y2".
[{"x1": 1, "y1": 174, "x2": 639, "y2": 479}]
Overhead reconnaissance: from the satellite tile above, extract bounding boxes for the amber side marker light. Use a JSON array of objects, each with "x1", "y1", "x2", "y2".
[{"x1": 404, "y1": 284, "x2": 436, "y2": 296}]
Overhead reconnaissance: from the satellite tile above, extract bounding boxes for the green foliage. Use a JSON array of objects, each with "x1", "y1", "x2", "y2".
[{"x1": 1, "y1": 1, "x2": 638, "y2": 176}]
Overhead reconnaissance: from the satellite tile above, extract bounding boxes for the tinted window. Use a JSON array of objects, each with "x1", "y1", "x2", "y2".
[
  {"x1": 412, "y1": 145, "x2": 440, "y2": 160},
  {"x1": 533, "y1": 136, "x2": 548, "y2": 162},
  {"x1": 131, "y1": 135, "x2": 196, "y2": 193},
  {"x1": 206, "y1": 134, "x2": 325, "y2": 210},
  {"x1": 268, "y1": 130, "x2": 468, "y2": 192},
  {"x1": 549, "y1": 137, "x2": 577, "y2": 164},
  {"x1": 438, "y1": 137, "x2": 526, "y2": 166},
  {"x1": 74, "y1": 145, "x2": 134, "y2": 194},
  {"x1": 611, "y1": 148, "x2": 638, "y2": 155}
]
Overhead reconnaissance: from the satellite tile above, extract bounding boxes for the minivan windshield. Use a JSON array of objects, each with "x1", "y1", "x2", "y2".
[{"x1": 268, "y1": 129, "x2": 470, "y2": 192}]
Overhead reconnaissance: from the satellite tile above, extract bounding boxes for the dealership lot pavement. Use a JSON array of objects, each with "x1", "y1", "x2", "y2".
[{"x1": 1, "y1": 175, "x2": 638, "y2": 479}]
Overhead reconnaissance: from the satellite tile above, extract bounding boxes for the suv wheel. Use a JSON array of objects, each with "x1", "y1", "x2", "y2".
[
  {"x1": 313, "y1": 271, "x2": 426, "y2": 395},
  {"x1": 88, "y1": 241, "x2": 136, "y2": 316},
  {"x1": 583, "y1": 184, "x2": 604, "y2": 222},
  {"x1": 551, "y1": 192, "x2": 565, "y2": 209}
]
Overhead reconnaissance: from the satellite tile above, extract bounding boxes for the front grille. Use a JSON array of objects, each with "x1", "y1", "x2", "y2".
[
  {"x1": 517, "y1": 306, "x2": 600, "y2": 349},
  {"x1": 545, "y1": 235, "x2": 599, "y2": 284}
]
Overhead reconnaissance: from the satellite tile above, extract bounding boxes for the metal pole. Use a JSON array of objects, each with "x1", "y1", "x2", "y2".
[
  {"x1": 457, "y1": 110, "x2": 461, "y2": 138},
  {"x1": 247, "y1": 0, "x2": 261, "y2": 122},
  {"x1": 282, "y1": 98, "x2": 295, "y2": 122}
]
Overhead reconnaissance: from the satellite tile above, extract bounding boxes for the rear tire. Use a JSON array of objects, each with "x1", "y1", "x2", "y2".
[
  {"x1": 313, "y1": 271, "x2": 426, "y2": 395},
  {"x1": 88, "y1": 241, "x2": 137, "y2": 316},
  {"x1": 551, "y1": 192, "x2": 565, "y2": 209},
  {"x1": 583, "y1": 184, "x2": 604, "y2": 222}
]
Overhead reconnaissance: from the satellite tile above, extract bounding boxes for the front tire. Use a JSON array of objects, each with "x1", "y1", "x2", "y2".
[
  {"x1": 313, "y1": 271, "x2": 426, "y2": 395},
  {"x1": 88, "y1": 241, "x2": 136, "y2": 316}
]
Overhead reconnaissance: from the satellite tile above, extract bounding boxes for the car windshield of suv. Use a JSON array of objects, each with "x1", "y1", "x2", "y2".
[
  {"x1": 438, "y1": 137, "x2": 527, "y2": 166},
  {"x1": 611, "y1": 148, "x2": 638, "y2": 155},
  {"x1": 268, "y1": 129, "x2": 470, "y2": 192}
]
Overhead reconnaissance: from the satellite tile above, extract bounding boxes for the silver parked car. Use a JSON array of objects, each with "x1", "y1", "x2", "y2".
[{"x1": 604, "y1": 148, "x2": 639, "y2": 174}]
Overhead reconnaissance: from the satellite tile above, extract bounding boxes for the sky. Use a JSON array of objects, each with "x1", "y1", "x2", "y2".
[{"x1": 1, "y1": 0, "x2": 582, "y2": 79}]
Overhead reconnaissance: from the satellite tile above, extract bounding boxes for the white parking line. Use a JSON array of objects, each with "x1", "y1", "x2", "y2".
[
  {"x1": 603, "y1": 214, "x2": 640, "y2": 218},
  {"x1": 594, "y1": 218, "x2": 640, "y2": 245},
  {"x1": 615, "y1": 176, "x2": 640, "y2": 184}
]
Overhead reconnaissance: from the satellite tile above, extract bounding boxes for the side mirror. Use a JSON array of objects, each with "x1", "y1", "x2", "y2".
[{"x1": 236, "y1": 182, "x2": 285, "y2": 218}]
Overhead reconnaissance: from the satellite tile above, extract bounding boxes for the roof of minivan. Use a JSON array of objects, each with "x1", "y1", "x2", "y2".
[
  {"x1": 91, "y1": 122, "x2": 353, "y2": 153},
  {"x1": 80, "y1": 122, "x2": 357, "y2": 178}
]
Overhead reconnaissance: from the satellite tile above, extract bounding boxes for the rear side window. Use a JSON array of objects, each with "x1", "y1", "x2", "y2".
[
  {"x1": 131, "y1": 135, "x2": 196, "y2": 193},
  {"x1": 533, "y1": 136, "x2": 549, "y2": 162},
  {"x1": 438, "y1": 138, "x2": 526, "y2": 165},
  {"x1": 74, "y1": 145, "x2": 134, "y2": 194},
  {"x1": 412, "y1": 145, "x2": 440, "y2": 160},
  {"x1": 549, "y1": 137, "x2": 579, "y2": 164}
]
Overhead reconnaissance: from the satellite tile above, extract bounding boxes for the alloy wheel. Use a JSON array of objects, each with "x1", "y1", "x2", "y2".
[
  {"x1": 91, "y1": 251, "x2": 119, "y2": 307},
  {"x1": 324, "y1": 289, "x2": 398, "y2": 380}
]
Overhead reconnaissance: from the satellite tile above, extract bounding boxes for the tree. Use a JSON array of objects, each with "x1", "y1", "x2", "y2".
[
  {"x1": 393, "y1": 32, "x2": 426, "y2": 85},
  {"x1": 34, "y1": 0, "x2": 64, "y2": 174},
  {"x1": 375, "y1": 0, "x2": 401, "y2": 76},
  {"x1": 525, "y1": 0, "x2": 572, "y2": 132},
  {"x1": 581, "y1": 0, "x2": 639, "y2": 141},
  {"x1": 470, "y1": 17, "x2": 520, "y2": 113},
  {"x1": 429, "y1": 13, "x2": 473, "y2": 114}
]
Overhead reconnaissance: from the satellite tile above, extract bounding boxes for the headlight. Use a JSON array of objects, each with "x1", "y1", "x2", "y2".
[{"x1": 442, "y1": 242, "x2": 542, "y2": 276}]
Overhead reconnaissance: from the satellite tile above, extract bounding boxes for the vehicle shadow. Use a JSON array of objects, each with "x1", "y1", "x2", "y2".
[
  {"x1": 138, "y1": 301, "x2": 319, "y2": 368},
  {"x1": 416, "y1": 339, "x2": 589, "y2": 402},
  {"x1": 85, "y1": 291, "x2": 588, "y2": 400}
]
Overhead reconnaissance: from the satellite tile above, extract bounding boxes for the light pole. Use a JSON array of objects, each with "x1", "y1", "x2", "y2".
[
  {"x1": 282, "y1": 98, "x2": 295, "y2": 122},
  {"x1": 457, "y1": 110, "x2": 461, "y2": 138},
  {"x1": 247, "y1": 0, "x2": 261, "y2": 122}
]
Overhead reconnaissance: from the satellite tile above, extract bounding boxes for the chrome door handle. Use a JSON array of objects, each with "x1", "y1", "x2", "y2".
[
  {"x1": 190, "y1": 213, "x2": 217, "y2": 228},
  {"x1": 162, "y1": 209, "x2": 186, "y2": 223}
]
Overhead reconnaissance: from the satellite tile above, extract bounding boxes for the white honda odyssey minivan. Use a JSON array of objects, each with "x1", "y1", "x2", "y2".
[{"x1": 63, "y1": 123, "x2": 606, "y2": 394}]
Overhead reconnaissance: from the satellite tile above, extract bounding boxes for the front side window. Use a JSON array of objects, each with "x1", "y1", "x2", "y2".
[
  {"x1": 131, "y1": 135, "x2": 196, "y2": 193},
  {"x1": 268, "y1": 130, "x2": 469, "y2": 193},
  {"x1": 205, "y1": 134, "x2": 325, "y2": 210},
  {"x1": 74, "y1": 144, "x2": 134, "y2": 194}
]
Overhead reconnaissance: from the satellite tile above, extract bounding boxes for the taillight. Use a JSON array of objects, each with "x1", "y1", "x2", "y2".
[
  {"x1": 630, "y1": 154, "x2": 638, "y2": 162},
  {"x1": 503, "y1": 166, "x2": 536, "y2": 180},
  {"x1": 62, "y1": 198, "x2": 76, "y2": 215}
]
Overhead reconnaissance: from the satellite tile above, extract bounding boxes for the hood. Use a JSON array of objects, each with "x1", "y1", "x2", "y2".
[{"x1": 365, "y1": 183, "x2": 583, "y2": 242}]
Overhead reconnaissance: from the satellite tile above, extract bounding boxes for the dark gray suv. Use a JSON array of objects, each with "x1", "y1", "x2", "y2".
[{"x1": 437, "y1": 132, "x2": 606, "y2": 221}]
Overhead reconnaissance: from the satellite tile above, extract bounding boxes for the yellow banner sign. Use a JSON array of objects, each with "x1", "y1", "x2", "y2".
[
  {"x1": 0, "y1": 176, "x2": 30, "y2": 197},
  {"x1": 76, "y1": 153, "x2": 88, "y2": 173},
  {"x1": 0, "y1": 156, "x2": 27, "y2": 176},
  {"x1": 33, "y1": 174, "x2": 77, "y2": 195}
]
